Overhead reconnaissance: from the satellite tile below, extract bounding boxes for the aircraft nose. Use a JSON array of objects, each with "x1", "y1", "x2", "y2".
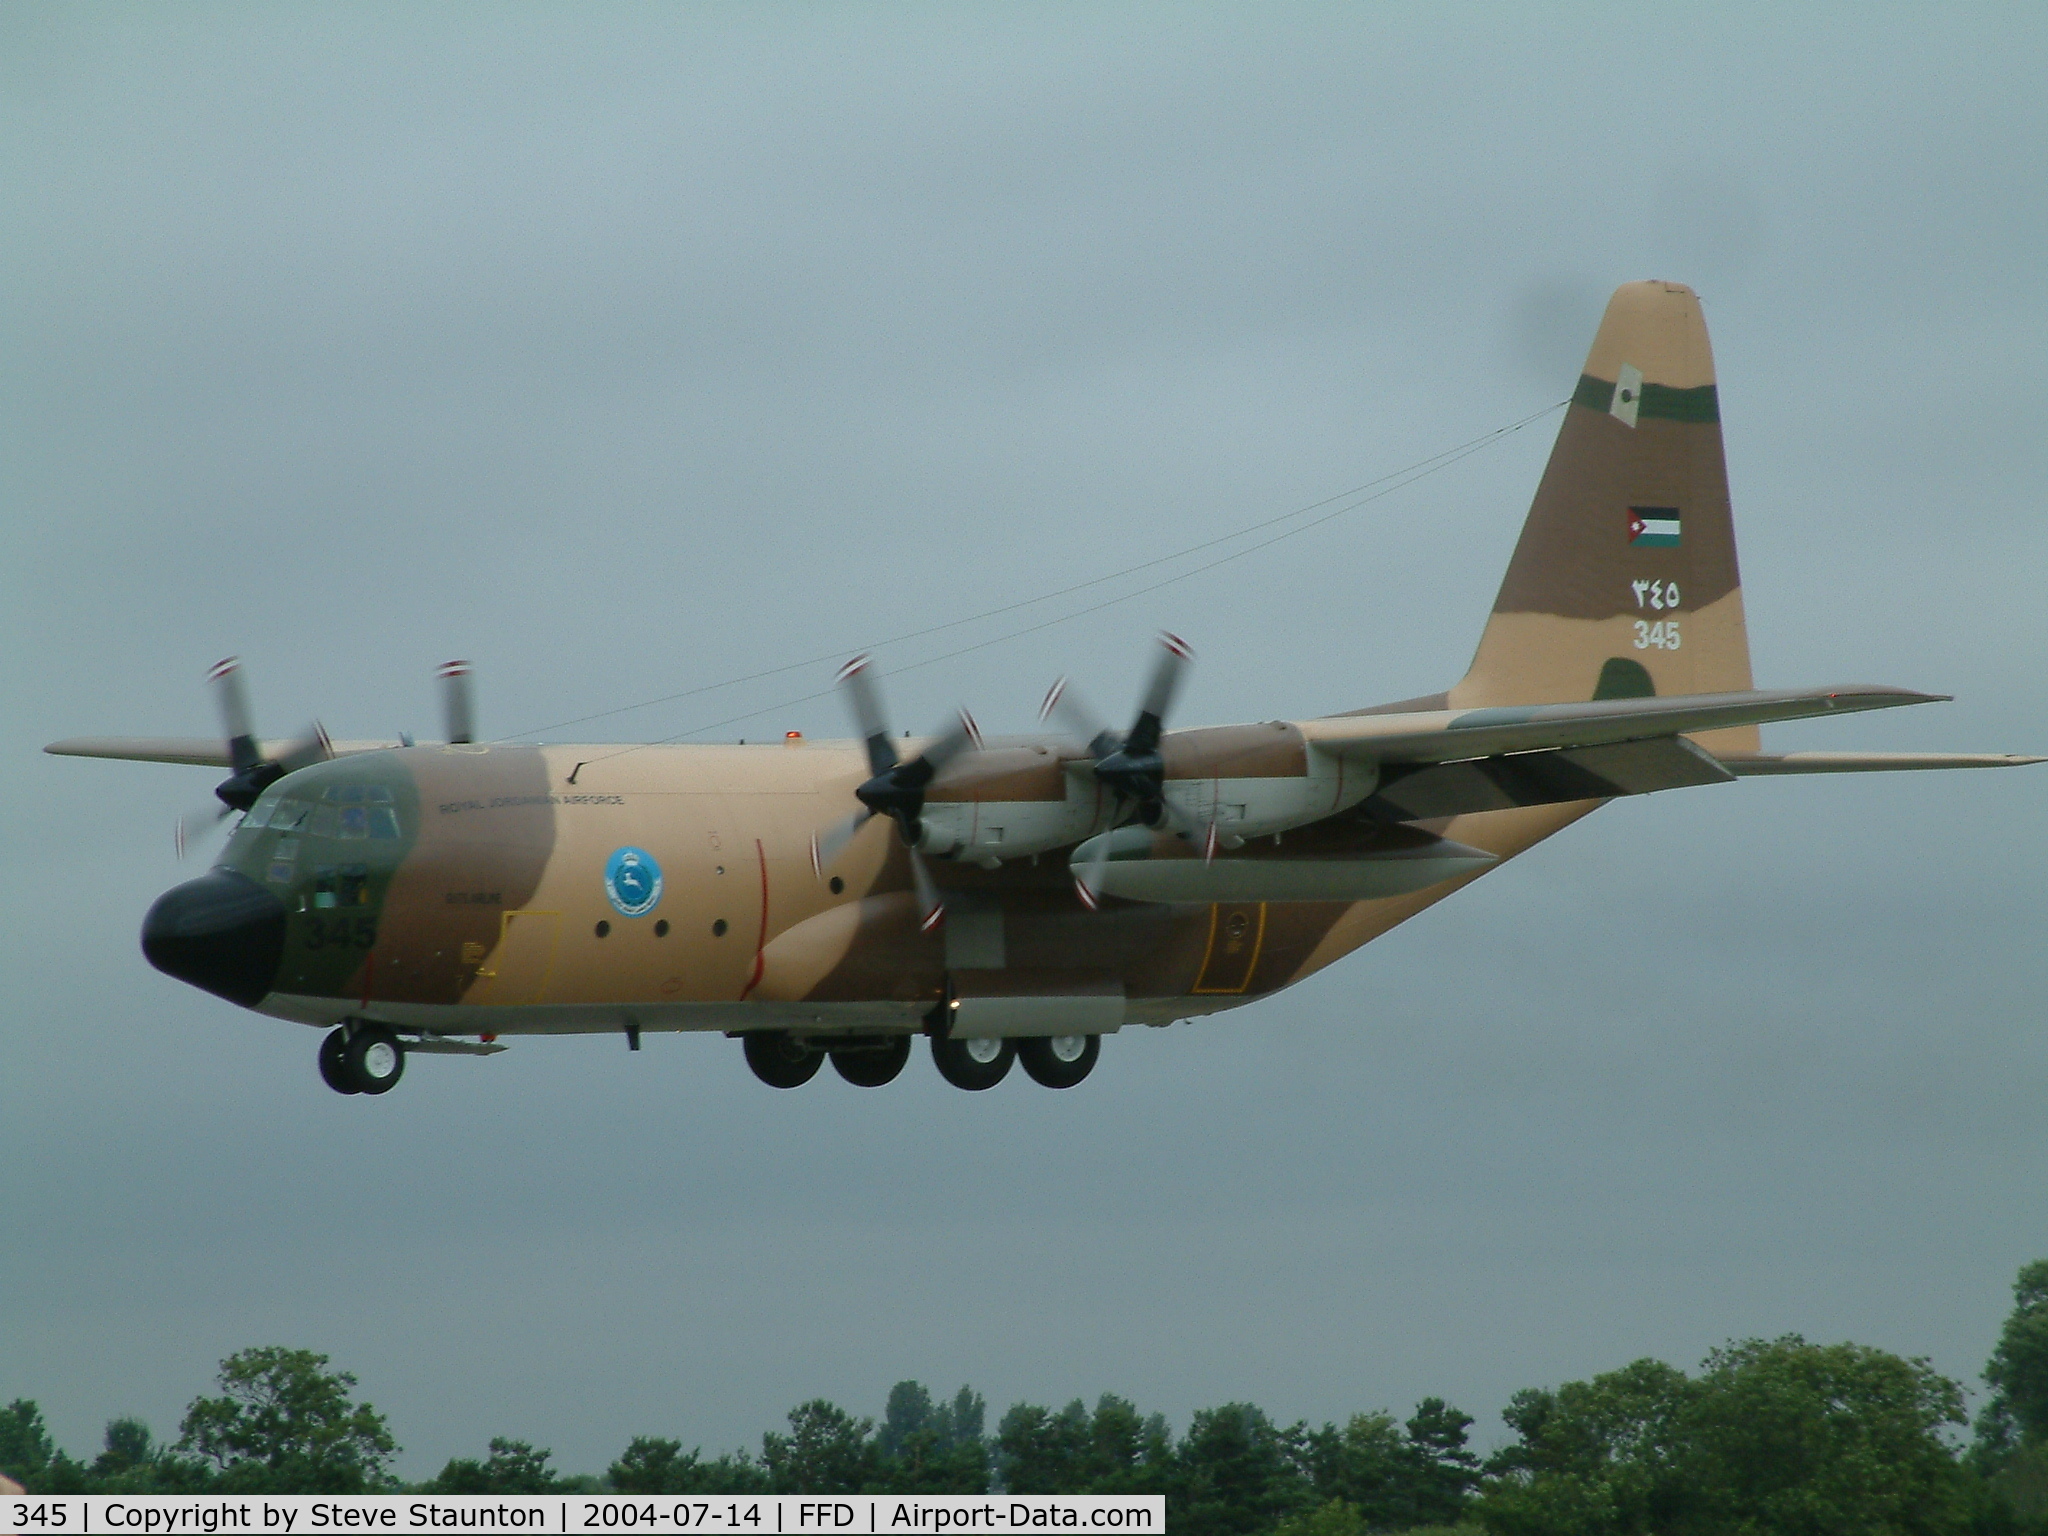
[{"x1": 141, "y1": 870, "x2": 288, "y2": 1007}]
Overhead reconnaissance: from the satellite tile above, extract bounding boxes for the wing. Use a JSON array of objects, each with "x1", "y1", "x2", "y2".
[{"x1": 44, "y1": 737, "x2": 403, "y2": 766}]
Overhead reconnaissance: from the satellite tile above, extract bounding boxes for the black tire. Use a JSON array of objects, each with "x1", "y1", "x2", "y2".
[
  {"x1": 318, "y1": 1029, "x2": 359, "y2": 1095},
  {"x1": 341, "y1": 1026, "x2": 405, "y2": 1095},
  {"x1": 1018, "y1": 1033, "x2": 1099, "y2": 1089},
  {"x1": 744, "y1": 1031, "x2": 822, "y2": 1088},
  {"x1": 931, "y1": 1033, "x2": 1015, "y2": 1090},
  {"x1": 831, "y1": 1035, "x2": 912, "y2": 1087}
]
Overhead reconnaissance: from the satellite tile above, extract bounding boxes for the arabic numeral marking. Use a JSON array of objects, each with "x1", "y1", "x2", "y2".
[
  {"x1": 1630, "y1": 579, "x2": 1682, "y2": 611},
  {"x1": 1633, "y1": 619, "x2": 1682, "y2": 651}
]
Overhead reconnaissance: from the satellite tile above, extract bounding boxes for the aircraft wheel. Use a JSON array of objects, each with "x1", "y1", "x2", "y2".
[
  {"x1": 317, "y1": 1029, "x2": 360, "y2": 1095},
  {"x1": 744, "y1": 1031, "x2": 822, "y2": 1089},
  {"x1": 341, "y1": 1026, "x2": 405, "y2": 1095},
  {"x1": 831, "y1": 1035, "x2": 912, "y2": 1087},
  {"x1": 931, "y1": 1034, "x2": 1014, "y2": 1091},
  {"x1": 1018, "y1": 1033, "x2": 1099, "y2": 1089}
]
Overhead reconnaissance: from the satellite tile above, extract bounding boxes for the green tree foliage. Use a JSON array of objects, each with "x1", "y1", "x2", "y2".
[
  {"x1": 1175, "y1": 1403, "x2": 1311, "y2": 1536},
  {"x1": 1981, "y1": 1262, "x2": 2048, "y2": 1460},
  {"x1": 425, "y1": 1438, "x2": 562, "y2": 1493},
  {"x1": 1302, "y1": 1400, "x2": 1479, "y2": 1531},
  {"x1": 607, "y1": 1436, "x2": 770, "y2": 1494},
  {"x1": 0, "y1": 1400, "x2": 55, "y2": 1488},
  {"x1": 995, "y1": 1396, "x2": 1173, "y2": 1496},
  {"x1": 1974, "y1": 1261, "x2": 2048, "y2": 1534},
  {"x1": 762, "y1": 1400, "x2": 879, "y2": 1494},
  {"x1": 175, "y1": 1347, "x2": 398, "y2": 1493},
  {"x1": 872, "y1": 1382, "x2": 988, "y2": 1493},
  {"x1": 1477, "y1": 1336, "x2": 1972, "y2": 1536}
]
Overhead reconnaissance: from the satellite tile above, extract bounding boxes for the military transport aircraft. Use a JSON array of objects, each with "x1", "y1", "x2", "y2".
[{"x1": 47, "y1": 281, "x2": 2040, "y2": 1097}]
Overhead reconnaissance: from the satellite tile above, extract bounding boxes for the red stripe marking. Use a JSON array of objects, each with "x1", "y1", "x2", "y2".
[{"x1": 738, "y1": 838, "x2": 770, "y2": 1000}]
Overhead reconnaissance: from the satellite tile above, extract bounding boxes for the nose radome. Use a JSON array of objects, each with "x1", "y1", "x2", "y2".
[{"x1": 141, "y1": 870, "x2": 287, "y2": 1007}]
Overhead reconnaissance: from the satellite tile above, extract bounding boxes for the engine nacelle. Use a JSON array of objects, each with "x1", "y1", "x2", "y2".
[{"x1": 1157, "y1": 740, "x2": 1378, "y2": 845}]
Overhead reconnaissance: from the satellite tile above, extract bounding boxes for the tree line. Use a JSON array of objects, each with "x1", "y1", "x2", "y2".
[{"x1": 7, "y1": 1260, "x2": 2048, "y2": 1535}]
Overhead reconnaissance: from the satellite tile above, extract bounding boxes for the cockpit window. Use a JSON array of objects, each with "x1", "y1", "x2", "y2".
[
  {"x1": 310, "y1": 784, "x2": 397, "y2": 840},
  {"x1": 243, "y1": 798, "x2": 276, "y2": 830},
  {"x1": 269, "y1": 800, "x2": 313, "y2": 832}
]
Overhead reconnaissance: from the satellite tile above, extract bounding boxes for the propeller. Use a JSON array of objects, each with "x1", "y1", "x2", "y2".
[
  {"x1": 1043, "y1": 633, "x2": 1204, "y2": 907},
  {"x1": 809, "y1": 654, "x2": 980, "y2": 933},
  {"x1": 439, "y1": 660, "x2": 475, "y2": 744},
  {"x1": 175, "y1": 658, "x2": 332, "y2": 858}
]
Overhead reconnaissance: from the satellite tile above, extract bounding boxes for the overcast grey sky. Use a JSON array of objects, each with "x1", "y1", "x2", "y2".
[{"x1": 5, "y1": 3, "x2": 2047, "y2": 1480}]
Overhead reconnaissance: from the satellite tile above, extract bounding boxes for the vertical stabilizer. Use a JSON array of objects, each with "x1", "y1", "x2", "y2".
[{"x1": 1453, "y1": 281, "x2": 1756, "y2": 750}]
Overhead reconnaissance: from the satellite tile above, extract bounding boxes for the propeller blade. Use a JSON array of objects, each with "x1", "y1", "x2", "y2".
[
  {"x1": 835, "y1": 655, "x2": 898, "y2": 777},
  {"x1": 269, "y1": 722, "x2": 334, "y2": 776},
  {"x1": 1073, "y1": 830, "x2": 1112, "y2": 911},
  {"x1": 208, "y1": 657, "x2": 260, "y2": 775},
  {"x1": 1039, "y1": 677, "x2": 1119, "y2": 757},
  {"x1": 908, "y1": 847, "x2": 945, "y2": 933},
  {"x1": 917, "y1": 710, "x2": 982, "y2": 779},
  {"x1": 439, "y1": 660, "x2": 475, "y2": 744},
  {"x1": 176, "y1": 804, "x2": 233, "y2": 861},
  {"x1": 1125, "y1": 632, "x2": 1193, "y2": 757},
  {"x1": 810, "y1": 808, "x2": 875, "y2": 876}
]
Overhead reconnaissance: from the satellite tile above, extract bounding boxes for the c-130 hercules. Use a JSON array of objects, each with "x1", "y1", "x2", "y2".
[{"x1": 49, "y1": 281, "x2": 2040, "y2": 1096}]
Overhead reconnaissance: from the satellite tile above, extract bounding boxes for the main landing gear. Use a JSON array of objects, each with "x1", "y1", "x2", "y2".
[
  {"x1": 318, "y1": 1023, "x2": 405, "y2": 1095},
  {"x1": 739, "y1": 1029, "x2": 1099, "y2": 1090}
]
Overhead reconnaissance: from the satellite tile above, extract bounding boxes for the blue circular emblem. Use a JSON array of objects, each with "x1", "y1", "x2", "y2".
[{"x1": 604, "y1": 846, "x2": 663, "y2": 917}]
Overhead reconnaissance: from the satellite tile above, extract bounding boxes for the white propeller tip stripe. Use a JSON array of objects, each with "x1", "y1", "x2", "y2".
[
  {"x1": 835, "y1": 654, "x2": 871, "y2": 683},
  {"x1": 1038, "y1": 677, "x2": 1068, "y2": 723}
]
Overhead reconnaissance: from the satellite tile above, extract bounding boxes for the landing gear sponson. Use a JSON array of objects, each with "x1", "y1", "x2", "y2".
[{"x1": 741, "y1": 1029, "x2": 1099, "y2": 1090}]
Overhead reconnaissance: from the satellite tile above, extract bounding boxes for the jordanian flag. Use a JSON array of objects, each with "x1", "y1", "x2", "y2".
[{"x1": 1628, "y1": 507, "x2": 1681, "y2": 547}]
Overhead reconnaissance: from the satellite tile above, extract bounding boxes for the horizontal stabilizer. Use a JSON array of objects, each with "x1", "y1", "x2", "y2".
[
  {"x1": 44, "y1": 736, "x2": 403, "y2": 767},
  {"x1": 1306, "y1": 685, "x2": 1943, "y2": 765},
  {"x1": 1715, "y1": 751, "x2": 2046, "y2": 774}
]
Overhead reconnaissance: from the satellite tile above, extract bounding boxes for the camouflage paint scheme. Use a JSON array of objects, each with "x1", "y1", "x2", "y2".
[{"x1": 52, "y1": 282, "x2": 2040, "y2": 1057}]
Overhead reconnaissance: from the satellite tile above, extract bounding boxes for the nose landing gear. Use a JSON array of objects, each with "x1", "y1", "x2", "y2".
[{"x1": 317, "y1": 1023, "x2": 406, "y2": 1095}]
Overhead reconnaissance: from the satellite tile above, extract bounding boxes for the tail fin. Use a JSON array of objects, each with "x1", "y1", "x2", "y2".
[{"x1": 1453, "y1": 281, "x2": 1756, "y2": 750}]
